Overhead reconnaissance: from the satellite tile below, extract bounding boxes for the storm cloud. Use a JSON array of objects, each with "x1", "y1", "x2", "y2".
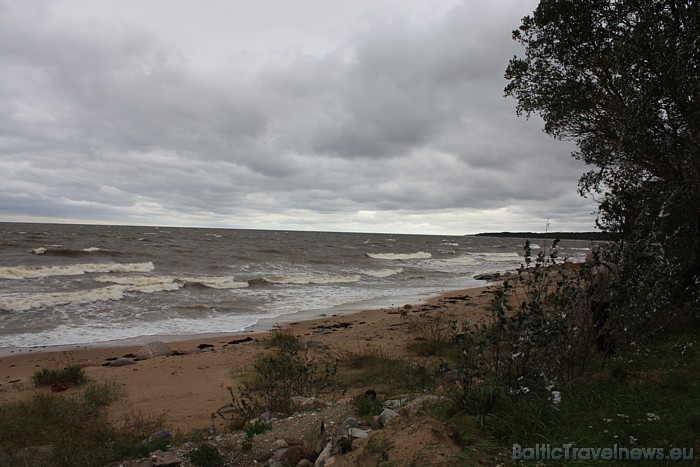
[{"x1": 0, "y1": 0, "x2": 596, "y2": 234}]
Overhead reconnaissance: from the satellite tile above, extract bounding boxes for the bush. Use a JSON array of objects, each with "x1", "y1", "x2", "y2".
[
  {"x1": 32, "y1": 365, "x2": 87, "y2": 387},
  {"x1": 186, "y1": 444, "x2": 223, "y2": 467},
  {"x1": 244, "y1": 338, "x2": 336, "y2": 414},
  {"x1": 0, "y1": 383, "x2": 163, "y2": 466}
]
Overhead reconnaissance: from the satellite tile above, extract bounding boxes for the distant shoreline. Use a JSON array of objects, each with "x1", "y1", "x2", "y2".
[{"x1": 472, "y1": 231, "x2": 607, "y2": 241}]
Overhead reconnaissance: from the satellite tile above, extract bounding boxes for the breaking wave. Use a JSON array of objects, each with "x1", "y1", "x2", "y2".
[
  {"x1": 0, "y1": 262, "x2": 155, "y2": 280},
  {"x1": 365, "y1": 252, "x2": 432, "y2": 260},
  {"x1": 264, "y1": 274, "x2": 362, "y2": 285},
  {"x1": 362, "y1": 268, "x2": 405, "y2": 278}
]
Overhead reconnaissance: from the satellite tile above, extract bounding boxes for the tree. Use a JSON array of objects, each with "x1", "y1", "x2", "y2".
[{"x1": 505, "y1": 0, "x2": 700, "y2": 326}]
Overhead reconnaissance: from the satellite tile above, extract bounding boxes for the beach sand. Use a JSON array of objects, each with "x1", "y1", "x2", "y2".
[{"x1": 0, "y1": 285, "x2": 498, "y2": 433}]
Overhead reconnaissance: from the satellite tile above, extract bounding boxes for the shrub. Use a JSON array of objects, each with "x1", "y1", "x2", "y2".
[
  {"x1": 244, "y1": 338, "x2": 336, "y2": 414},
  {"x1": 32, "y1": 365, "x2": 87, "y2": 387},
  {"x1": 0, "y1": 383, "x2": 163, "y2": 466},
  {"x1": 186, "y1": 444, "x2": 223, "y2": 467}
]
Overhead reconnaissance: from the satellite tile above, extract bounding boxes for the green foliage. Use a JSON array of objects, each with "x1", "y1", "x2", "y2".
[
  {"x1": 81, "y1": 381, "x2": 124, "y2": 406},
  {"x1": 186, "y1": 444, "x2": 224, "y2": 467},
  {"x1": 353, "y1": 393, "x2": 383, "y2": 420},
  {"x1": 452, "y1": 238, "x2": 596, "y2": 417},
  {"x1": 245, "y1": 337, "x2": 337, "y2": 414},
  {"x1": 0, "y1": 383, "x2": 163, "y2": 466},
  {"x1": 267, "y1": 325, "x2": 303, "y2": 351},
  {"x1": 244, "y1": 420, "x2": 271, "y2": 438},
  {"x1": 505, "y1": 0, "x2": 700, "y2": 326},
  {"x1": 32, "y1": 365, "x2": 87, "y2": 387},
  {"x1": 335, "y1": 347, "x2": 435, "y2": 394},
  {"x1": 404, "y1": 312, "x2": 455, "y2": 357}
]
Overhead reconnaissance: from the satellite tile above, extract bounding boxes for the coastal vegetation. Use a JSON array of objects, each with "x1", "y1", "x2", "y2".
[{"x1": 0, "y1": 0, "x2": 697, "y2": 465}]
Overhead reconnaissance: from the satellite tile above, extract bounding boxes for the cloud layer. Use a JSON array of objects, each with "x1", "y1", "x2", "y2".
[{"x1": 0, "y1": 0, "x2": 596, "y2": 234}]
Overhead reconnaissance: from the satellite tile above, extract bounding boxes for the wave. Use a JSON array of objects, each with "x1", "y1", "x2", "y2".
[
  {"x1": 469, "y1": 252, "x2": 521, "y2": 263},
  {"x1": 95, "y1": 275, "x2": 249, "y2": 290},
  {"x1": 0, "y1": 285, "x2": 127, "y2": 312},
  {"x1": 31, "y1": 247, "x2": 114, "y2": 256},
  {"x1": 264, "y1": 274, "x2": 362, "y2": 285},
  {"x1": 366, "y1": 251, "x2": 432, "y2": 260},
  {"x1": 0, "y1": 273, "x2": 250, "y2": 311},
  {"x1": 362, "y1": 268, "x2": 405, "y2": 278},
  {"x1": 0, "y1": 262, "x2": 155, "y2": 280}
]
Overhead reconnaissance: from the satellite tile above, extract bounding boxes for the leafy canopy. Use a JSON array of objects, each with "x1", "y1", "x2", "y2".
[{"x1": 505, "y1": 0, "x2": 699, "y2": 317}]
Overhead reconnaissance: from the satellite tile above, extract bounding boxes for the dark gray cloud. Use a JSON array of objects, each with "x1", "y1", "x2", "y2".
[{"x1": 0, "y1": 0, "x2": 596, "y2": 234}]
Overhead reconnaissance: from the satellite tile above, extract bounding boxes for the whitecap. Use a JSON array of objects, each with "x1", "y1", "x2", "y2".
[
  {"x1": 0, "y1": 285, "x2": 127, "y2": 311},
  {"x1": 366, "y1": 252, "x2": 432, "y2": 260},
  {"x1": 265, "y1": 274, "x2": 362, "y2": 284},
  {"x1": 363, "y1": 268, "x2": 405, "y2": 278},
  {"x1": 0, "y1": 262, "x2": 155, "y2": 280}
]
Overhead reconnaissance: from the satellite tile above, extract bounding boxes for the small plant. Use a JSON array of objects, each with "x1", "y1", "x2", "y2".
[
  {"x1": 244, "y1": 420, "x2": 271, "y2": 438},
  {"x1": 82, "y1": 381, "x2": 124, "y2": 406},
  {"x1": 267, "y1": 325, "x2": 302, "y2": 351},
  {"x1": 32, "y1": 365, "x2": 87, "y2": 387},
  {"x1": 405, "y1": 312, "x2": 454, "y2": 357},
  {"x1": 186, "y1": 443, "x2": 223, "y2": 467},
  {"x1": 353, "y1": 392, "x2": 383, "y2": 420},
  {"x1": 245, "y1": 338, "x2": 337, "y2": 414}
]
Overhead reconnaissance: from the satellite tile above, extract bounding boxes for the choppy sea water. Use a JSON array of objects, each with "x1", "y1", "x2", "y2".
[{"x1": 0, "y1": 223, "x2": 593, "y2": 352}]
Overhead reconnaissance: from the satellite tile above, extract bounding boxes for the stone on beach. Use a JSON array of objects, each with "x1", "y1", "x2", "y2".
[{"x1": 135, "y1": 341, "x2": 173, "y2": 360}]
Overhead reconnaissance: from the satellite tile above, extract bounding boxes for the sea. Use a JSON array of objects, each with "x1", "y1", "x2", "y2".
[{"x1": 0, "y1": 223, "x2": 594, "y2": 354}]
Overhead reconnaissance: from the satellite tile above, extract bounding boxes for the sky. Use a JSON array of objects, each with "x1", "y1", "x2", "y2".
[{"x1": 0, "y1": 0, "x2": 598, "y2": 235}]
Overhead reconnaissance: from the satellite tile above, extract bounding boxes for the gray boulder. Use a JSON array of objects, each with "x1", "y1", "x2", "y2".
[
  {"x1": 303, "y1": 420, "x2": 326, "y2": 454},
  {"x1": 135, "y1": 341, "x2": 173, "y2": 360},
  {"x1": 378, "y1": 408, "x2": 400, "y2": 427}
]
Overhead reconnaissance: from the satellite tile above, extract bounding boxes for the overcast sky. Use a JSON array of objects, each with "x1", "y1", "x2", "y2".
[{"x1": 0, "y1": 0, "x2": 597, "y2": 235}]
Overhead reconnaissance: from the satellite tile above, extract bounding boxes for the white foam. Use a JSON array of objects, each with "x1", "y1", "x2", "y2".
[
  {"x1": 471, "y1": 252, "x2": 521, "y2": 262},
  {"x1": 0, "y1": 262, "x2": 155, "y2": 280},
  {"x1": 363, "y1": 268, "x2": 405, "y2": 278},
  {"x1": 0, "y1": 285, "x2": 126, "y2": 311},
  {"x1": 95, "y1": 274, "x2": 248, "y2": 290},
  {"x1": 181, "y1": 276, "x2": 249, "y2": 289},
  {"x1": 265, "y1": 274, "x2": 362, "y2": 284},
  {"x1": 32, "y1": 248, "x2": 47, "y2": 255},
  {"x1": 366, "y1": 252, "x2": 432, "y2": 260},
  {"x1": 82, "y1": 247, "x2": 102, "y2": 252}
]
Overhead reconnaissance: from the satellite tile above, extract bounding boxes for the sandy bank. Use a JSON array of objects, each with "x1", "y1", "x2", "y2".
[{"x1": 0, "y1": 285, "x2": 498, "y2": 432}]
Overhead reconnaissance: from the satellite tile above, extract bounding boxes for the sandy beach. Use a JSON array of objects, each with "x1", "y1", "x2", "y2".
[{"x1": 0, "y1": 284, "x2": 497, "y2": 433}]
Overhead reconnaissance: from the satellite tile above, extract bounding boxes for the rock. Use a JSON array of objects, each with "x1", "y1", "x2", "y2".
[
  {"x1": 296, "y1": 460, "x2": 314, "y2": 467},
  {"x1": 339, "y1": 417, "x2": 359, "y2": 434},
  {"x1": 348, "y1": 427, "x2": 369, "y2": 439},
  {"x1": 369, "y1": 416, "x2": 383, "y2": 430},
  {"x1": 378, "y1": 408, "x2": 400, "y2": 427},
  {"x1": 263, "y1": 458, "x2": 284, "y2": 467},
  {"x1": 135, "y1": 341, "x2": 173, "y2": 360},
  {"x1": 271, "y1": 439, "x2": 289, "y2": 450},
  {"x1": 260, "y1": 411, "x2": 281, "y2": 423},
  {"x1": 142, "y1": 429, "x2": 172, "y2": 445},
  {"x1": 109, "y1": 357, "x2": 136, "y2": 367},
  {"x1": 303, "y1": 420, "x2": 326, "y2": 454},
  {"x1": 383, "y1": 396, "x2": 409, "y2": 409},
  {"x1": 228, "y1": 336, "x2": 254, "y2": 345},
  {"x1": 474, "y1": 272, "x2": 501, "y2": 281},
  {"x1": 281, "y1": 445, "x2": 317, "y2": 466},
  {"x1": 404, "y1": 395, "x2": 440, "y2": 415},
  {"x1": 314, "y1": 437, "x2": 350, "y2": 467},
  {"x1": 149, "y1": 449, "x2": 181, "y2": 466}
]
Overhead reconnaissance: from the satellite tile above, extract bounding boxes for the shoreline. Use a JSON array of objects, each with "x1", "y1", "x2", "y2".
[
  {"x1": 0, "y1": 283, "x2": 499, "y2": 432},
  {"x1": 0, "y1": 284, "x2": 488, "y2": 358}
]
